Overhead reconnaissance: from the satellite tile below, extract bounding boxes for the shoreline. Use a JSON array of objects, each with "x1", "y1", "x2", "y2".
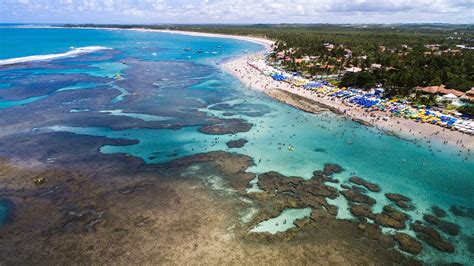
[
  {"x1": 15, "y1": 25, "x2": 275, "y2": 50},
  {"x1": 220, "y1": 54, "x2": 474, "y2": 151},
  {"x1": 6, "y1": 26, "x2": 474, "y2": 150}
]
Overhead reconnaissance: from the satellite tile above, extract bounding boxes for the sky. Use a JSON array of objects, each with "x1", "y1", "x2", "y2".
[{"x1": 1, "y1": 0, "x2": 473, "y2": 24}]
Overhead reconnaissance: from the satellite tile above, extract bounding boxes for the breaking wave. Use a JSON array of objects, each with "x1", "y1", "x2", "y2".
[{"x1": 0, "y1": 46, "x2": 111, "y2": 66}]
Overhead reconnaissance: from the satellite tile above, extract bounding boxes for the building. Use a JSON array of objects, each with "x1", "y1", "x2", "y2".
[
  {"x1": 461, "y1": 88, "x2": 474, "y2": 102},
  {"x1": 371, "y1": 63, "x2": 382, "y2": 69},
  {"x1": 415, "y1": 85, "x2": 465, "y2": 97},
  {"x1": 345, "y1": 67, "x2": 362, "y2": 73}
]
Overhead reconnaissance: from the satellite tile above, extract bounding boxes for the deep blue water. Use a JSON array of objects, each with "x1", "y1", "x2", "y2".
[{"x1": 0, "y1": 27, "x2": 473, "y2": 263}]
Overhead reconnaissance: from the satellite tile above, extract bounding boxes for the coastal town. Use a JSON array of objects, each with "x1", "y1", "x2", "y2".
[
  {"x1": 1, "y1": 18, "x2": 474, "y2": 265},
  {"x1": 246, "y1": 52, "x2": 474, "y2": 135}
]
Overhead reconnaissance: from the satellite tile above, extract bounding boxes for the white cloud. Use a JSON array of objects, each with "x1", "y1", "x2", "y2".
[{"x1": 0, "y1": 0, "x2": 472, "y2": 23}]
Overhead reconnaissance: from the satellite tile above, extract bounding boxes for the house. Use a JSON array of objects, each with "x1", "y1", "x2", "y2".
[
  {"x1": 371, "y1": 63, "x2": 382, "y2": 69},
  {"x1": 324, "y1": 43, "x2": 335, "y2": 51},
  {"x1": 440, "y1": 93, "x2": 462, "y2": 106},
  {"x1": 415, "y1": 85, "x2": 464, "y2": 97},
  {"x1": 424, "y1": 44, "x2": 440, "y2": 50},
  {"x1": 320, "y1": 65, "x2": 335, "y2": 70},
  {"x1": 294, "y1": 58, "x2": 304, "y2": 64},
  {"x1": 345, "y1": 67, "x2": 362, "y2": 73},
  {"x1": 461, "y1": 88, "x2": 474, "y2": 102}
]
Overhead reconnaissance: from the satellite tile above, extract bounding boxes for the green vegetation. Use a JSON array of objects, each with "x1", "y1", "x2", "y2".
[
  {"x1": 66, "y1": 24, "x2": 474, "y2": 94},
  {"x1": 458, "y1": 105, "x2": 474, "y2": 116},
  {"x1": 65, "y1": 24, "x2": 474, "y2": 97}
]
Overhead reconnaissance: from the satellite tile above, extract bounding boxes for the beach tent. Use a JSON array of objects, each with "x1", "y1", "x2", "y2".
[{"x1": 442, "y1": 93, "x2": 459, "y2": 102}]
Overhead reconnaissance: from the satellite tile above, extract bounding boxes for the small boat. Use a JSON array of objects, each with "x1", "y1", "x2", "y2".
[
  {"x1": 115, "y1": 73, "x2": 122, "y2": 80},
  {"x1": 288, "y1": 144, "x2": 295, "y2": 152},
  {"x1": 197, "y1": 49, "x2": 203, "y2": 53},
  {"x1": 183, "y1": 48, "x2": 192, "y2": 51},
  {"x1": 244, "y1": 50, "x2": 249, "y2": 53}
]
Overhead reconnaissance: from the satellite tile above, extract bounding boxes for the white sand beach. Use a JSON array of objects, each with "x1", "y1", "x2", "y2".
[
  {"x1": 28, "y1": 26, "x2": 474, "y2": 150},
  {"x1": 221, "y1": 54, "x2": 474, "y2": 151}
]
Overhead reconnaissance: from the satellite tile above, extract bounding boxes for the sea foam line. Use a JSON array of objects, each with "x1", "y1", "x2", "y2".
[{"x1": 0, "y1": 46, "x2": 111, "y2": 66}]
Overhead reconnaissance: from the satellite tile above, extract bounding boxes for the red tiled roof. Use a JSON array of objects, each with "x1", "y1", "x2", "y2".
[
  {"x1": 465, "y1": 88, "x2": 474, "y2": 96},
  {"x1": 415, "y1": 85, "x2": 464, "y2": 97}
]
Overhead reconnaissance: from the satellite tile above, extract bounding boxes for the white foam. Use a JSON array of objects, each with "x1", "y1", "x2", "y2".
[{"x1": 0, "y1": 46, "x2": 111, "y2": 66}]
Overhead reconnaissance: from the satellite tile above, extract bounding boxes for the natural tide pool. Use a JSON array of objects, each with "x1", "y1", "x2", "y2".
[
  {"x1": 0, "y1": 200, "x2": 11, "y2": 226},
  {"x1": 250, "y1": 208, "x2": 312, "y2": 234},
  {"x1": 0, "y1": 27, "x2": 473, "y2": 264}
]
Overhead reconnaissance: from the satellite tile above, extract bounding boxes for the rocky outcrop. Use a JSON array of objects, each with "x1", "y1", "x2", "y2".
[
  {"x1": 341, "y1": 189, "x2": 376, "y2": 206},
  {"x1": 374, "y1": 206, "x2": 409, "y2": 229},
  {"x1": 226, "y1": 138, "x2": 248, "y2": 148},
  {"x1": 431, "y1": 205, "x2": 447, "y2": 218},
  {"x1": 294, "y1": 218, "x2": 310, "y2": 228},
  {"x1": 312, "y1": 164, "x2": 344, "y2": 177},
  {"x1": 423, "y1": 214, "x2": 440, "y2": 225},
  {"x1": 385, "y1": 193, "x2": 413, "y2": 210},
  {"x1": 357, "y1": 222, "x2": 395, "y2": 249},
  {"x1": 350, "y1": 204, "x2": 376, "y2": 220},
  {"x1": 266, "y1": 89, "x2": 334, "y2": 114},
  {"x1": 394, "y1": 233, "x2": 423, "y2": 255},
  {"x1": 424, "y1": 215, "x2": 461, "y2": 236},
  {"x1": 349, "y1": 176, "x2": 380, "y2": 192},
  {"x1": 198, "y1": 120, "x2": 252, "y2": 135},
  {"x1": 437, "y1": 220, "x2": 460, "y2": 236},
  {"x1": 450, "y1": 205, "x2": 474, "y2": 220},
  {"x1": 411, "y1": 221, "x2": 455, "y2": 253}
]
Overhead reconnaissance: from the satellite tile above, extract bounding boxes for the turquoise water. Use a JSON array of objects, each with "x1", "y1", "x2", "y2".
[
  {"x1": 250, "y1": 208, "x2": 312, "y2": 234},
  {"x1": 0, "y1": 83, "x2": 11, "y2": 89},
  {"x1": 99, "y1": 110, "x2": 171, "y2": 121},
  {"x1": 1, "y1": 27, "x2": 473, "y2": 263},
  {"x1": 0, "y1": 95, "x2": 48, "y2": 109},
  {"x1": 0, "y1": 201, "x2": 9, "y2": 225},
  {"x1": 57, "y1": 82, "x2": 97, "y2": 92}
]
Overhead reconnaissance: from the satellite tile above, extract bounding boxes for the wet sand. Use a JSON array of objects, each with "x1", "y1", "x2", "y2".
[{"x1": 221, "y1": 55, "x2": 474, "y2": 151}]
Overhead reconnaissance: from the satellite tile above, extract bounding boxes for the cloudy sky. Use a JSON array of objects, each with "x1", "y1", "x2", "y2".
[{"x1": 1, "y1": 0, "x2": 473, "y2": 24}]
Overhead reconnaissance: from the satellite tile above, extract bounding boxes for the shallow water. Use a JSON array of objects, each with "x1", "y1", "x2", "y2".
[
  {"x1": 1, "y1": 27, "x2": 473, "y2": 263},
  {"x1": 250, "y1": 208, "x2": 312, "y2": 234},
  {"x1": 0, "y1": 95, "x2": 48, "y2": 109},
  {"x1": 0, "y1": 201, "x2": 9, "y2": 225}
]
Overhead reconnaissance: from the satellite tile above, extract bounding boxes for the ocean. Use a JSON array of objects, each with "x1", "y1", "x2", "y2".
[{"x1": 0, "y1": 26, "x2": 473, "y2": 263}]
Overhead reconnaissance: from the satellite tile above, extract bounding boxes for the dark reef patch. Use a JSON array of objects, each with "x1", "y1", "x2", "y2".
[
  {"x1": 349, "y1": 176, "x2": 380, "y2": 192},
  {"x1": 394, "y1": 232, "x2": 423, "y2": 255},
  {"x1": 198, "y1": 119, "x2": 253, "y2": 135},
  {"x1": 411, "y1": 221, "x2": 455, "y2": 253},
  {"x1": 450, "y1": 205, "x2": 474, "y2": 220},
  {"x1": 385, "y1": 193, "x2": 414, "y2": 210},
  {"x1": 432, "y1": 205, "x2": 447, "y2": 218},
  {"x1": 226, "y1": 138, "x2": 248, "y2": 148},
  {"x1": 341, "y1": 188, "x2": 376, "y2": 206},
  {"x1": 0, "y1": 131, "x2": 142, "y2": 176}
]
